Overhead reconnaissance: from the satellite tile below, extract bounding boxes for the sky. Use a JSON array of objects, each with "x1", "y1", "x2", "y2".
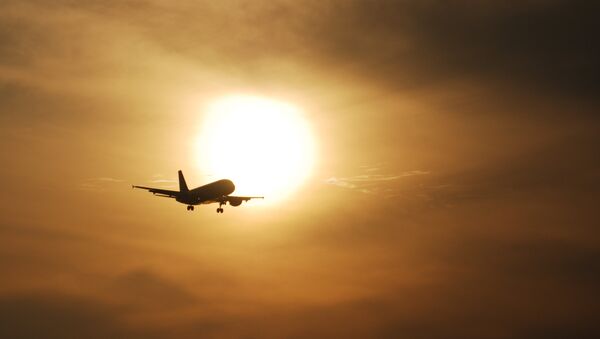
[{"x1": 1, "y1": 1, "x2": 599, "y2": 338}]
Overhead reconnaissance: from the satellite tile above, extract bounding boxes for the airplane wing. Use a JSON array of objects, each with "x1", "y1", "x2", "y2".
[{"x1": 132, "y1": 185, "x2": 179, "y2": 198}]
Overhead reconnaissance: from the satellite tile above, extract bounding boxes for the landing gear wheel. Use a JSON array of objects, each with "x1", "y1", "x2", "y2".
[
  {"x1": 187, "y1": 206, "x2": 194, "y2": 211},
  {"x1": 216, "y1": 208, "x2": 224, "y2": 213}
]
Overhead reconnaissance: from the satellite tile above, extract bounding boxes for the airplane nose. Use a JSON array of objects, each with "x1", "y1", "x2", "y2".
[{"x1": 221, "y1": 179, "x2": 235, "y2": 193}]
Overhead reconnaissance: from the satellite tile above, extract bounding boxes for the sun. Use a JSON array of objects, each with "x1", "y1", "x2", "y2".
[{"x1": 195, "y1": 95, "x2": 316, "y2": 203}]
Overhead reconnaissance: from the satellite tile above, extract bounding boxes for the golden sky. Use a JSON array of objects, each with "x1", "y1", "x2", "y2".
[{"x1": 1, "y1": 1, "x2": 599, "y2": 338}]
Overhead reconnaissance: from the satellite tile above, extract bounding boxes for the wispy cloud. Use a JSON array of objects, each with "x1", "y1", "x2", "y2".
[
  {"x1": 146, "y1": 176, "x2": 177, "y2": 189},
  {"x1": 91, "y1": 177, "x2": 124, "y2": 183},
  {"x1": 79, "y1": 177, "x2": 125, "y2": 192},
  {"x1": 326, "y1": 170, "x2": 429, "y2": 195},
  {"x1": 81, "y1": 176, "x2": 179, "y2": 192},
  {"x1": 147, "y1": 179, "x2": 176, "y2": 184},
  {"x1": 326, "y1": 177, "x2": 357, "y2": 189}
]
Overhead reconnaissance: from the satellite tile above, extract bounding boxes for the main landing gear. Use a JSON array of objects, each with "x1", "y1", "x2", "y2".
[
  {"x1": 216, "y1": 201, "x2": 225, "y2": 214},
  {"x1": 186, "y1": 205, "x2": 194, "y2": 211}
]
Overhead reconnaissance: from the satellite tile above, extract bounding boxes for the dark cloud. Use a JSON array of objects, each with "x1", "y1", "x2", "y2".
[
  {"x1": 298, "y1": 1, "x2": 600, "y2": 102},
  {"x1": 417, "y1": 127, "x2": 600, "y2": 206},
  {"x1": 447, "y1": 234, "x2": 600, "y2": 288},
  {"x1": 108, "y1": 269, "x2": 197, "y2": 309},
  {"x1": 72, "y1": 0, "x2": 597, "y2": 103},
  {"x1": 0, "y1": 293, "x2": 161, "y2": 339},
  {"x1": 2, "y1": 1, "x2": 598, "y2": 105}
]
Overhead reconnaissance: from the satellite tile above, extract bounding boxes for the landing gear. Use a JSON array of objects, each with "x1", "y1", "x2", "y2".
[
  {"x1": 216, "y1": 207, "x2": 224, "y2": 213},
  {"x1": 216, "y1": 201, "x2": 225, "y2": 214},
  {"x1": 187, "y1": 205, "x2": 194, "y2": 211}
]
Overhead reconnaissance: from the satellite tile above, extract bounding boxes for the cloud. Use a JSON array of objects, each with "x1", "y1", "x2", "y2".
[
  {"x1": 107, "y1": 269, "x2": 197, "y2": 310},
  {"x1": 1, "y1": 2, "x2": 599, "y2": 339},
  {"x1": 0, "y1": 293, "x2": 162, "y2": 339},
  {"x1": 79, "y1": 177, "x2": 125, "y2": 192},
  {"x1": 90, "y1": 177, "x2": 124, "y2": 183},
  {"x1": 302, "y1": 1, "x2": 600, "y2": 104},
  {"x1": 147, "y1": 179, "x2": 177, "y2": 184},
  {"x1": 325, "y1": 177, "x2": 357, "y2": 189},
  {"x1": 2, "y1": 0, "x2": 597, "y2": 118},
  {"x1": 326, "y1": 170, "x2": 429, "y2": 195}
]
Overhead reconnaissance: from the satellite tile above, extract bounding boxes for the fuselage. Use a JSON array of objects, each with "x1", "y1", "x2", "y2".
[{"x1": 176, "y1": 179, "x2": 235, "y2": 205}]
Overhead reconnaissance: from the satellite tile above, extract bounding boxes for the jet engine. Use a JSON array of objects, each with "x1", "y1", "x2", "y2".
[{"x1": 229, "y1": 198, "x2": 243, "y2": 207}]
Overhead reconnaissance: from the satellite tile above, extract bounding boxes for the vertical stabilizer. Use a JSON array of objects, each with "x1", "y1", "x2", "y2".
[{"x1": 178, "y1": 170, "x2": 189, "y2": 192}]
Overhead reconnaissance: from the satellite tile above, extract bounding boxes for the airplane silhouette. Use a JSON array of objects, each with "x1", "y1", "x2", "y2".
[{"x1": 133, "y1": 170, "x2": 263, "y2": 213}]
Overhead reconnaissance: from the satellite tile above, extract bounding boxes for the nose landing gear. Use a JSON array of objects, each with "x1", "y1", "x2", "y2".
[{"x1": 186, "y1": 205, "x2": 194, "y2": 211}]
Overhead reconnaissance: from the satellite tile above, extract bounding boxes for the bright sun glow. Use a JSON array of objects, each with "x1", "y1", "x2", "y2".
[{"x1": 196, "y1": 95, "x2": 316, "y2": 203}]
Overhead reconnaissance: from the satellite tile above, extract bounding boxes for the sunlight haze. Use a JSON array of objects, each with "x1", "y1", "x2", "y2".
[{"x1": 196, "y1": 95, "x2": 316, "y2": 203}]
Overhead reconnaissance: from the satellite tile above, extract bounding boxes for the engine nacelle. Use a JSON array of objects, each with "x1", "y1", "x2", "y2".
[{"x1": 229, "y1": 198, "x2": 243, "y2": 207}]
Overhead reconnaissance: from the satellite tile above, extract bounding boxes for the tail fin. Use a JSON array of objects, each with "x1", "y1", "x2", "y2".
[{"x1": 178, "y1": 170, "x2": 189, "y2": 192}]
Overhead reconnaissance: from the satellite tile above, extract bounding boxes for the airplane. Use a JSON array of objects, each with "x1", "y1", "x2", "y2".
[{"x1": 133, "y1": 170, "x2": 263, "y2": 213}]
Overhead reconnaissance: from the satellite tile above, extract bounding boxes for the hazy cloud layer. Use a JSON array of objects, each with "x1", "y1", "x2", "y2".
[
  {"x1": 326, "y1": 170, "x2": 429, "y2": 195},
  {"x1": 1, "y1": 1, "x2": 599, "y2": 338}
]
